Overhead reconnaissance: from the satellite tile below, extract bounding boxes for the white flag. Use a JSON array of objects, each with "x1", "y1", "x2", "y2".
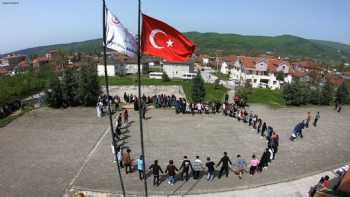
[{"x1": 106, "y1": 8, "x2": 137, "y2": 57}]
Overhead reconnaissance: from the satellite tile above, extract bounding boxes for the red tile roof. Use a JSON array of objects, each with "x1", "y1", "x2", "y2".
[
  {"x1": 0, "y1": 68, "x2": 8, "y2": 76},
  {"x1": 32, "y1": 56, "x2": 49, "y2": 64},
  {"x1": 239, "y1": 56, "x2": 256, "y2": 69},
  {"x1": 328, "y1": 75, "x2": 344, "y2": 86}
]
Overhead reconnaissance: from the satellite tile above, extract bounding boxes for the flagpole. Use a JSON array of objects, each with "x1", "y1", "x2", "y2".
[
  {"x1": 137, "y1": 0, "x2": 148, "y2": 196},
  {"x1": 102, "y1": 1, "x2": 127, "y2": 196}
]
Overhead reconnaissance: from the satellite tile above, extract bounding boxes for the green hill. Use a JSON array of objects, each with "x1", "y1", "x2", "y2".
[
  {"x1": 5, "y1": 32, "x2": 350, "y2": 65},
  {"x1": 184, "y1": 32, "x2": 350, "y2": 65}
]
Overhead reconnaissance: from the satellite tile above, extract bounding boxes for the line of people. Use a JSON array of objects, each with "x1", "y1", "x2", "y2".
[{"x1": 175, "y1": 99, "x2": 222, "y2": 114}]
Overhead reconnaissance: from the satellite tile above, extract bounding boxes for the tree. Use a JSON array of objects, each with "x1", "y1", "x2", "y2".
[
  {"x1": 309, "y1": 87, "x2": 321, "y2": 105},
  {"x1": 162, "y1": 72, "x2": 170, "y2": 82},
  {"x1": 191, "y1": 73, "x2": 206, "y2": 102},
  {"x1": 276, "y1": 71, "x2": 285, "y2": 81},
  {"x1": 320, "y1": 80, "x2": 334, "y2": 105},
  {"x1": 61, "y1": 68, "x2": 80, "y2": 106},
  {"x1": 335, "y1": 82, "x2": 349, "y2": 104},
  {"x1": 282, "y1": 79, "x2": 309, "y2": 106},
  {"x1": 46, "y1": 76, "x2": 63, "y2": 108},
  {"x1": 79, "y1": 66, "x2": 100, "y2": 106}
]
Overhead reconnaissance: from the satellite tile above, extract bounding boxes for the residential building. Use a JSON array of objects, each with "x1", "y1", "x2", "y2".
[
  {"x1": 221, "y1": 56, "x2": 293, "y2": 89},
  {"x1": 162, "y1": 60, "x2": 195, "y2": 79}
]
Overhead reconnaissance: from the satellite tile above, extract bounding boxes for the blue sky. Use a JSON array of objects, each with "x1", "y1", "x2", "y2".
[{"x1": 1, "y1": 0, "x2": 350, "y2": 54}]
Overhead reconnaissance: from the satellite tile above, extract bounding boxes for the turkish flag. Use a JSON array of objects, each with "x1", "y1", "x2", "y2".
[{"x1": 141, "y1": 14, "x2": 195, "y2": 62}]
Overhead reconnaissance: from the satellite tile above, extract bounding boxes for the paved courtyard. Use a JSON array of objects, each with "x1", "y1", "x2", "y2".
[
  {"x1": 0, "y1": 105, "x2": 349, "y2": 197},
  {"x1": 70, "y1": 105, "x2": 350, "y2": 196}
]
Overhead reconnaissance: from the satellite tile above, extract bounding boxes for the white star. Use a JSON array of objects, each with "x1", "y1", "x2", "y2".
[{"x1": 166, "y1": 39, "x2": 174, "y2": 47}]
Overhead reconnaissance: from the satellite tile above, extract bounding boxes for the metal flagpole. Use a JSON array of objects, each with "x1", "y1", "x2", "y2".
[
  {"x1": 102, "y1": 0, "x2": 127, "y2": 196},
  {"x1": 137, "y1": 0, "x2": 148, "y2": 196}
]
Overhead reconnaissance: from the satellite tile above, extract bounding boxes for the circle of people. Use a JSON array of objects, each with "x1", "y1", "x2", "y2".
[{"x1": 110, "y1": 93, "x2": 321, "y2": 187}]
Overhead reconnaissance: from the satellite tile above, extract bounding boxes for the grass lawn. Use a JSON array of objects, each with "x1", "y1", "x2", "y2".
[
  {"x1": 100, "y1": 76, "x2": 227, "y2": 102},
  {"x1": 0, "y1": 108, "x2": 31, "y2": 128},
  {"x1": 247, "y1": 88, "x2": 285, "y2": 108}
]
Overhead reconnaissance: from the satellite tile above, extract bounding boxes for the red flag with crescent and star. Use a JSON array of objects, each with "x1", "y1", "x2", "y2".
[{"x1": 141, "y1": 14, "x2": 195, "y2": 62}]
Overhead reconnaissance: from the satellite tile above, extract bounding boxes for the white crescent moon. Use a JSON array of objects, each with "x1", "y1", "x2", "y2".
[{"x1": 149, "y1": 29, "x2": 167, "y2": 49}]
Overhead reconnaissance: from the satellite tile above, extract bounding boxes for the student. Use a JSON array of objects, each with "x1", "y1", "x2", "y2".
[
  {"x1": 149, "y1": 160, "x2": 163, "y2": 186},
  {"x1": 205, "y1": 157, "x2": 215, "y2": 182},
  {"x1": 261, "y1": 122, "x2": 267, "y2": 137},
  {"x1": 249, "y1": 154, "x2": 259, "y2": 175},
  {"x1": 123, "y1": 149, "x2": 133, "y2": 174},
  {"x1": 258, "y1": 148, "x2": 270, "y2": 172},
  {"x1": 321, "y1": 175, "x2": 330, "y2": 189},
  {"x1": 234, "y1": 154, "x2": 247, "y2": 179},
  {"x1": 313, "y1": 112, "x2": 320, "y2": 127},
  {"x1": 252, "y1": 114, "x2": 258, "y2": 129},
  {"x1": 165, "y1": 160, "x2": 178, "y2": 185},
  {"x1": 217, "y1": 152, "x2": 232, "y2": 178},
  {"x1": 257, "y1": 119, "x2": 262, "y2": 134},
  {"x1": 117, "y1": 147, "x2": 123, "y2": 168},
  {"x1": 192, "y1": 156, "x2": 203, "y2": 179},
  {"x1": 123, "y1": 109, "x2": 129, "y2": 125},
  {"x1": 179, "y1": 156, "x2": 192, "y2": 181},
  {"x1": 306, "y1": 112, "x2": 311, "y2": 128},
  {"x1": 136, "y1": 155, "x2": 145, "y2": 180}
]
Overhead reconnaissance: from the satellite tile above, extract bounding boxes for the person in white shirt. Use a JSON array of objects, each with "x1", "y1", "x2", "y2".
[{"x1": 192, "y1": 156, "x2": 203, "y2": 179}]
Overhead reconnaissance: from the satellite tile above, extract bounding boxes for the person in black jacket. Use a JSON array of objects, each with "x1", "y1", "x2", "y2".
[
  {"x1": 149, "y1": 160, "x2": 163, "y2": 186},
  {"x1": 261, "y1": 122, "x2": 267, "y2": 137},
  {"x1": 216, "y1": 152, "x2": 232, "y2": 178},
  {"x1": 179, "y1": 156, "x2": 192, "y2": 181}
]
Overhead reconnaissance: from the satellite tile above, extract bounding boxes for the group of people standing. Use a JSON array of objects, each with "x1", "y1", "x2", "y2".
[
  {"x1": 290, "y1": 111, "x2": 320, "y2": 141},
  {"x1": 96, "y1": 95, "x2": 121, "y2": 118},
  {"x1": 175, "y1": 99, "x2": 222, "y2": 114}
]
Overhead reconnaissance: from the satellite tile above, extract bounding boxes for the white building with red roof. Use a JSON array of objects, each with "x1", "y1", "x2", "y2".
[{"x1": 221, "y1": 56, "x2": 293, "y2": 89}]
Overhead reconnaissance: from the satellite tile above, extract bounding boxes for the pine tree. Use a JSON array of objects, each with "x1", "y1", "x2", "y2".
[
  {"x1": 191, "y1": 73, "x2": 206, "y2": 102},
  {"x1": 336, "y1": 82, "x2": 349, "y2": 104},
  {"x1": 61, "y1": 68, "x2": 80, "y2": 106},
  {"x1": 82, "y1": 68, "x2": 101, "y2": 106},
  {"x1": 162, "y1": 72, "x2": 170, "y2": 82},
  {"x1": 46, "y1": 76, "x2": 63, "y2": 108}
]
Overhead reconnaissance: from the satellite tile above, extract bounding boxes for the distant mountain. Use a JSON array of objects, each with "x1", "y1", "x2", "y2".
[
  {"x1": 5, "y1": 39, "x2": 103, "y2": 57},
  {"x1": 184, "y1": 32, "x2": 350, "y2": 65},
  {"x1": 4, "y1": 32, "x2": 350, "y2": 65}
]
